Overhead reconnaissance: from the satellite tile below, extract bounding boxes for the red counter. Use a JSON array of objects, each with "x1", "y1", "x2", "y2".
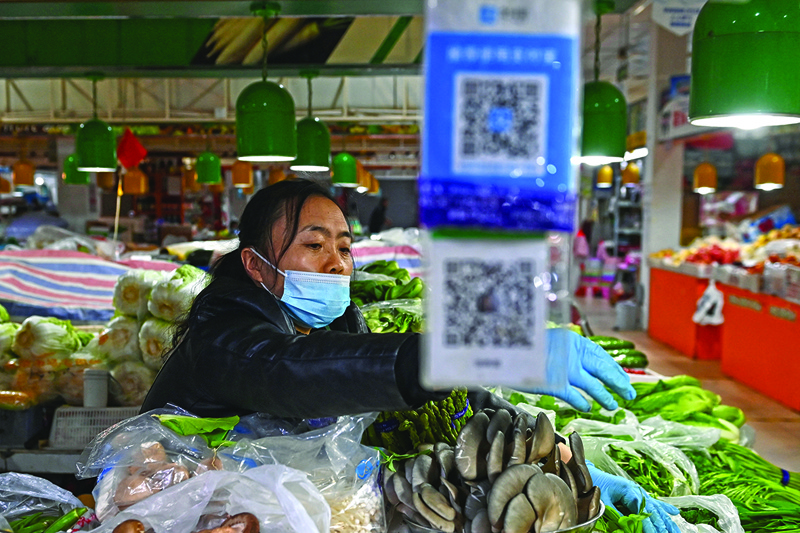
[
  {"x1": 717, "y1": 284, "x2": 800, "y2": 411},
  {"x1": 648, "y1": 267, "x2": 721, "y2": 360}
]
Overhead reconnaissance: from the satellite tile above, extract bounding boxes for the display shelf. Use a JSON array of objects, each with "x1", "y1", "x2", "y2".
[{"x1": 1, "y1": 449, "x2": 82, "y2": 474}]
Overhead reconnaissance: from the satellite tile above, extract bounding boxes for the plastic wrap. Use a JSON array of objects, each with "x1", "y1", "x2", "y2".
[
  {"x1": 138, "y1": 318, "x2": 173, "y2": 370},
  {"x1": 86, "y1": 465, "x2": 330, "y2": 533},
  {"x1": 640, "y1": 416, "x2": 722, "y2": 450},
  {"x1": 360, "y1": 299, "x2": 423, "y2": 333},
  {"x1": 54, "y1": 351, "x2": 109, "y2": 406},
  {"x1": 10, "y1": 358, "x2": 66, "y2": 404},
  {"x1": 12, "y1": 316, "x2": 82, "y2": 360},
  {"x1": 109, "y1": 361, "x2": 156, "y2": 407},
  {"x1": 0, "y1": 321, "x2": 20, "y2": 355},
  {"x1": 583, "y1": 436, "x2": 700, "y2": 497},
  {"x1": 96, "y1": 317, "x2": 142, "y2": 364},
  {"x1": 662, "y1": 495, "x2": 745, "y2": 533},
  {"x1": 0, "y1": 472, "x2": 86, "y2": 521},
  {"x1": 25, "y1": 225, "x2": 98, "y2": 254},
  {"x1": 147, "y1": 265, "x2": 208, "y2": 322},
  {"x1": 113, "y1": 269, "x2": 167, "y2": 319}
]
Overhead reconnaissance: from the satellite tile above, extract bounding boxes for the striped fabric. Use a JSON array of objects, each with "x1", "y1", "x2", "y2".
[
  {"x1": 352, "y1": 243, "x2": 423, "y2": 278},
  {"x1": 0, "y1": 250, "x2": 176, "y2": 323}
]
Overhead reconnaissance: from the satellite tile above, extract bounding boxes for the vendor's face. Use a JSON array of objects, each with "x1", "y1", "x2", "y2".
[{"x1": 265, "y1": 195, "x2": 353, "y2": 298}]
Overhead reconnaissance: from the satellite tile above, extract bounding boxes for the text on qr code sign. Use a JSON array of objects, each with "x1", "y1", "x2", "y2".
[{"x1": 443, "y1": 259, "x2": 535, "y2": 348}]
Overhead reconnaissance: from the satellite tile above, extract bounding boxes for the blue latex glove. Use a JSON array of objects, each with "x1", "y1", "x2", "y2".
[
  {"x1": 587, "y1": 462, "x2": 681, "y2": 533},
  {"x1": 529, "y1": 328, "x2": 636, "y2": 411}
]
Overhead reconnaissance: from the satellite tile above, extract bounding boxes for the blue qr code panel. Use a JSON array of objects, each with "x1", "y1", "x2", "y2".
[{"x1": 443, "y1": 258, "x2": 535, "y2": 348}]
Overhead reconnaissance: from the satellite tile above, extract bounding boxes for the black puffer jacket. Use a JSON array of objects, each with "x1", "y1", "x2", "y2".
[{"x1": 140, "y1": 275, "x2": 439, "y2": 418}]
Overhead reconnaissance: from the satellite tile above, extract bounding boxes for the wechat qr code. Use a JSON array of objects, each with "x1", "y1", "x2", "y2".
[
  {"x1": 443, "y1": 259, "x2": 535, "y2": 348},
  {"x1": 453, "y1": 73, "x2": 548, "y2": 174}
]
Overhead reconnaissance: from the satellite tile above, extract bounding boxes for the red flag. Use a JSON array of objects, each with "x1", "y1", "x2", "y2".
[{"x1": 117, "y1": 128, "x2": 148, "y2": 169}]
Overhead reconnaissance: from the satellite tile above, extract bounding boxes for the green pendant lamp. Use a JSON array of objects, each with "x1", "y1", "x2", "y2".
[
  {"x1": 290, "y1": 74, "x2": 331, "y2": 172},
  {"x1": 690, "y1": 0, "x2": 800, "y2": 130},
  {"x1": 332, "y1": 152, "x2": 358, "y2": 187},
  {"x1": 196, "y1": 150, "x2": 222, "y2": 184},
  {"x1": 76, "y1": 78, "x2": 117, "y2": 172},
  {"x1": 580, "y1": 2, "x2": 626, "y2": 166},
  {"x1": 62, "y1": 153, "x2": 90, "y2": 184},
  {"x1": 236, "y1": 3, "x2": 297, "y2": 162}
]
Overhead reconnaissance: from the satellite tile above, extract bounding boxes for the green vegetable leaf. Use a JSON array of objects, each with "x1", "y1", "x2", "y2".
[{"x1": 155, "y1": 414, "x2": 240, "y2": 448}]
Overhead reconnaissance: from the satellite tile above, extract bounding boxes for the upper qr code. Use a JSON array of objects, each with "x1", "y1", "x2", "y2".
[
  {"x1": 453, "y1": 73, "x2": 548, "y2": 175},
  {"x1": 443, "y1": 259, "x2": 535, "y2": 348}
]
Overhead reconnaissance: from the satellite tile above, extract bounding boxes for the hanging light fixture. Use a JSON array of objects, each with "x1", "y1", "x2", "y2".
[
  {"x1": 596, "y1": 165, "x2": 614, "y2": 188},
  {"x1": 580, "y1": 3, "x2": 627, "y2": 166},
  {"x1": 96, "y1": 171, "x2": 116, "y2": 190},
  {"x1": 196, "y1": 150, "x2": 222, "y2": 184},
  {"x1": 12, "y1": 157, "x2": 35, "y2": 187},
  {"x1": 0, "y1": 177, "x2": 11, "y2": 194},
  {"x1": 690, "y1": 0, "x2": 800, "y2": 130},
  {"x1": 62, "y1": 153, "x2": 90, "y2": 185},
  {"x1": 754, "y1": 153, "x2": 785, "y2": 191},
  {"x1": 332, "y1": 152, "x2": 358, "y2": 187},
  {"x1": 231, "y1": 160, "x2": 254, "y2": 188},
  {"x1": 76, "y1": 77, "x2": 117, "y2": 171},
  {"x1": 367, "y1": 174, "x2": 381, "y2": 196},
  {"x1": 693, "y1": 162, "x2": 717, "y2": 195},
  {"x1": 624, "y1": 131, "x2": 648, "y2": 161},
  {"x1": 236, "y1": 3, "x2": 297, "y2": 162},
  {"x1": 183, "y1": 166, "x2": 201, "y2": 193},
  {"x1": 290, "y1": 73, "x2": 331, "y2": 172},
  {"x1": 268, "y1": 166, "x2": 286, "y2": 185},
  {"x1": 208, "y1": 181, "x2": 225, "y2": 194},
  {"x1": 123, "y1": 167, "x2": 148, "y2": 195},
  {"x1": 355, "y1": 161, "x2": 370, "y2": 193},
  {"x1": 621, "y1": 162, "x2": 640, "y2": 187}
]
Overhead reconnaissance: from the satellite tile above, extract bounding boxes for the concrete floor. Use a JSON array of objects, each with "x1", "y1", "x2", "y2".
[{"x1": 578, "y1": 296, "x2": 800, "y2": 472}]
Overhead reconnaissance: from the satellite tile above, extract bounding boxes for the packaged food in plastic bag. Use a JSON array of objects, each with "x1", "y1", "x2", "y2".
[
  {"x1": 109, "y1": 361, "x2": 156, "y2": 407},
  {"x1": 25, "y1": 225, "x2": 98, "y2": 254},
  {"x1": 96, "y1": 317, "x2": 142, "y2": 364},
  {"x1": 147, "y1": 265, "x2": 208, "y2": 322},
  {"x1": 113, "y1": 269, "x2": 167, "y2": 319},
  {"x1": 11, "y1": 358, "x2": 67, "y2": 404},
  {"x1": 87, "y1": 465, "x2": 330, "y2": 533},
  {"x1": 662, "y1": 495, "x2": 745, "y2": 533},
  {"x1": 226, "y1": 413, "x2": 386, "y2": 533},
  {"x1": 0, "y1": 472, "x2": 96, "y2": 530},
  {"x1": 583, "y1": 436, "x2": 700, "y2": 498},
  {"x1": 138, "y1": 317, "x2": 173, "y2": 370},
  {"x1": 360, "y1": 299, "x2": 423, "y2": 333},
  {"x1": 350, "y1": 271, "x2": 399, "y2": 306},
  {"x1": 54, "y1": 351, "x2": 110, "y2": 406}
]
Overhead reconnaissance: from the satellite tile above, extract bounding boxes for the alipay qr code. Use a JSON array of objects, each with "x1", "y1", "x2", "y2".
[
  {"x1": 453, "y1": 73, "x2": 548, "y2": 176},
  {"x1": 443, "y1": 259, "x2": 535, "y2": 349}
]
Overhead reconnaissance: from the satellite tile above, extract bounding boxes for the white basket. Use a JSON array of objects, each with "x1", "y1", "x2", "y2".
[{"x1": 48, "y1": 406, "x2": 140, "y2": 450}]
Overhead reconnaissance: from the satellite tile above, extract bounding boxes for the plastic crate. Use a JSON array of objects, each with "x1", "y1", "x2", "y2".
[
  {"x1": 48, "y1": 406, "x2": 140, "y2": 450},
  {"x1": 0, "y1": 406, "x2": 46, "y2": 448}
]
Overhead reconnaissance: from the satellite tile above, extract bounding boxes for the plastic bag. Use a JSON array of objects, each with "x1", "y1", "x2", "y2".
[
  {"x1": 360, "y1": 299, "x2": 423, "y2": 333},
  {"x1": 55, "y1": 351, "x2": 109, "y2": 406},
  {"x1": 10, "y1": 358, "x2": 67, "y2": 404},
  {"x1": 693, "y1": 280, "x2": 724, "y2": 326},
  {"x1": 226, "y1": 413, "x2": 386, "y2": 533},
  {"x1": 86, "y1": 465, "x2": 330, "y2": 533},
  {"x1": 640, "y1": 415, "x2": 721, "y2": 450},
  {"x1": 25, "y1": 225, "x2": 98, "y2": 254},
  {"x1": 0, "y1": 472, "x2": 86, "y2": 521},
  {"x1": 662, "y1": 495, "x2": 745, "y2": 533},
  {"x1": 583, "y1": 436, "x2": 700, "y2": 497}
]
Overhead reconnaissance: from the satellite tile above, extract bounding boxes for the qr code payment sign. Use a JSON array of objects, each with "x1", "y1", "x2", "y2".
[
  {"x1": 453, "y1": 73, "x2": 549, "y2": 176},
  {"x1": 422, "y1": 236, "x2": 548, "y2": 389}
]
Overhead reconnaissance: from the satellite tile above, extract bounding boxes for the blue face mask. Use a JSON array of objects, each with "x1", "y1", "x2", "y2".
[{"x1": 250, "y1": 248, "x2": 351, "y2": 329}]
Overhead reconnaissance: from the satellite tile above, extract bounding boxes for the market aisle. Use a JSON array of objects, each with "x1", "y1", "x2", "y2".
[{"x1": 577, "y1": 296, "x2": 800, "y2": 472}]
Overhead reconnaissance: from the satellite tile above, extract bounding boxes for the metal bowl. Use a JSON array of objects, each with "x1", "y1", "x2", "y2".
[{"x1": 404, "y1": 502, "x2": 605, "y2": 533}]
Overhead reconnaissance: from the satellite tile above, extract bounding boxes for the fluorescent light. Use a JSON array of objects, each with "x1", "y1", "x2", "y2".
[
  {"x1": 691, "y1": 114, "x2": 800, "y2": 130},
  {"x1": 624, "y1": 147, "x2": 649, "y2": 161},
  {"x1": 238, "y1": 155, "x2": 296, "y2": 162},
  {"x1": 694, "y1": 187, "x2": 716, "y2": 195}
]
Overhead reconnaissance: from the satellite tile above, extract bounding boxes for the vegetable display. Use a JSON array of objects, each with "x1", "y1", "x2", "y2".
[
  {"x1": 12, "y1": 317, "x2": 83, "y2": 361},
  {"x1": 361, "y1": 299, "x2": 423, "y2": 334},
  {"x1": 147, "y1": 265, "x2": 208, "y2": 322},
  {"x1": 351, "y1": 260, "x2": 424, "y2": 307},
  {"x1": 7, "y1": 507, "x2": 88, "y2": 533}
]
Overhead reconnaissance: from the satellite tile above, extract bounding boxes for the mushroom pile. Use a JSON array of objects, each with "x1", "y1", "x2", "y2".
[
  {"x1": 112, "y1": 512, "x2": 260, "y2": 533},
  {"x1": 382, "y1": 408, "x2": 601, "y2": 533}
]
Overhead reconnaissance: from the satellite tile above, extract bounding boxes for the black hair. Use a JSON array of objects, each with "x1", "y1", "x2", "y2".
[{"x1": 166, "y1": 178, "x2": 344, "y2": 357}]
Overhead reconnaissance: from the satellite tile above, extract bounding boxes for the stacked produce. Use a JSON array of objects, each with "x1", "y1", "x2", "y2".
[
  {"x1": 0, "y1": 265, "x2": 207, "y2": 409},
  {"x1": 588, "y1": 336, "x2": 649, "y2": 370},
  {"x1": 6, "y1": 507, "x2": 88, "y2": 533},
  {"x1": 351, "y1": 260, "x2": 424, "y2": 306},
  {"x1": 382, "y1": 408, "x2": 602, "y2": 533}
]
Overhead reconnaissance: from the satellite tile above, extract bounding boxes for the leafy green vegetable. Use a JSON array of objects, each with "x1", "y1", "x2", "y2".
[
  {"x1": 595, "y1": 503, "x2": 651, "y2": 533},
  {"x1": 155, "y1": 414, "x2": 239, "y2": 448},
  {"x1": 606, "y1": 444, "x2": 676, "y2": 498},
  {"x1": 712, "y1": 404, "x2": 746, "y2": 428},
  {"x1": 0, "y1": 302, "x2": 9, "y2": 322},
  {"x1": 12, "y1": 316, "x2": 83, "y2": 360},
  {"x1": 0, "y1": 321, "x2": 20, "y2": 355},
  {"x1": 680, "y1": 507, "x2": 720, "y2": 530},
  {"x1": 362, "y1": 300, "x2": 423, "y2": 333},
  {"x1": 148, "y1": 264, "x2": 208, "y2": 322}
]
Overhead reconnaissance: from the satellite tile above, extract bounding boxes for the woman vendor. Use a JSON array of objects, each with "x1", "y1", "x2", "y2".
[{"x1": 141, "y1": 179, "x2": 678, "y2": 533}]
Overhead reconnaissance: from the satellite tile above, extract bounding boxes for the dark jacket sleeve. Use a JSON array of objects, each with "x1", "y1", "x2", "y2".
[{"x1": 146, "y1": 281, "x2": 442, "y2": 418}]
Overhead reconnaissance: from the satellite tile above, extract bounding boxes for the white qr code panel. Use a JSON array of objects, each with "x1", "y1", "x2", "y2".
[
  {"x1": 422, "y1": 236, "x2": 549, "y2": 389},
  {"x1": 453, "y1": 73, "x2": 549, "y2": 176}
]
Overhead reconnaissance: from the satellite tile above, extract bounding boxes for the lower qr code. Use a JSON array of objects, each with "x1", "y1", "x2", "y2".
[{"x1": 444, "y1": 259, "x2": 535, "y2": 348}]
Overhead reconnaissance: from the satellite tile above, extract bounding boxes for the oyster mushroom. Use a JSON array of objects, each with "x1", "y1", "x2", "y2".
[
  {"x1": 546, "y1": 473, "x2": 578, "y2": 530},
  {"x1": 412, "y1": 454, "x2": 437, "y2": 492},
  {"x1": 486, "y1": 409, "x2": 513, "y2": 443},
  {"x1": 541, "y1": 443, "x2": 561, "y2": 476},
  {"x1": 441, "y1": 477, "x2": 465, "y2": 513},
  {"x1": 525, "y1": 472, "x2": 565, "y2": 533},
  {"x1": 437, "y1": 448, "x2": 457, "y2": 481},
  {"x1": 413, "y1": 492, "x2": 456, "y2": 533},
  {"x1": 566, "y1": 432, "x2": 593, "y2": 494},
  {"x1": 528, "y1": 412, "x2": 556, "y2": 464},
  {"x1": 465, "y1": 492, "x2": 486, "y2": 521},
  {"x1": 420, "y1": 483, "x2": 457, "y2": 521},
  {"x1": 471, "y1": 508, "x2": 492, "y2": 533},
  {"x1": 507, "y1": 416, "x2": 528, "y2": 467},
  {"x1": 487, "y1": 464, "x2": 541, "y2": 528},
  {"x1": 486, "y1": 430, "x2": 506, "y2": 483},
  {"x1": 397, "y1": 503, "x2": 430, "y2": 528},
  {"x1": 394, "y1": 470, "x2": 416, "y2": 508},
  {"x1": 576, "y1": 486, "x2": 601, "y2": 524},
  {"x1": 502, "y1": 493, "x2": 537, "y2": 533},
  {"x1": 384, "y1": 471, "x2": 400, "y2": 506},
  {"x1": 456, "y1": 411, "x2": 491, "y2": 481},
  {"x1": 558, "y1": 463, "x2": 578, "y2": 502}
]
